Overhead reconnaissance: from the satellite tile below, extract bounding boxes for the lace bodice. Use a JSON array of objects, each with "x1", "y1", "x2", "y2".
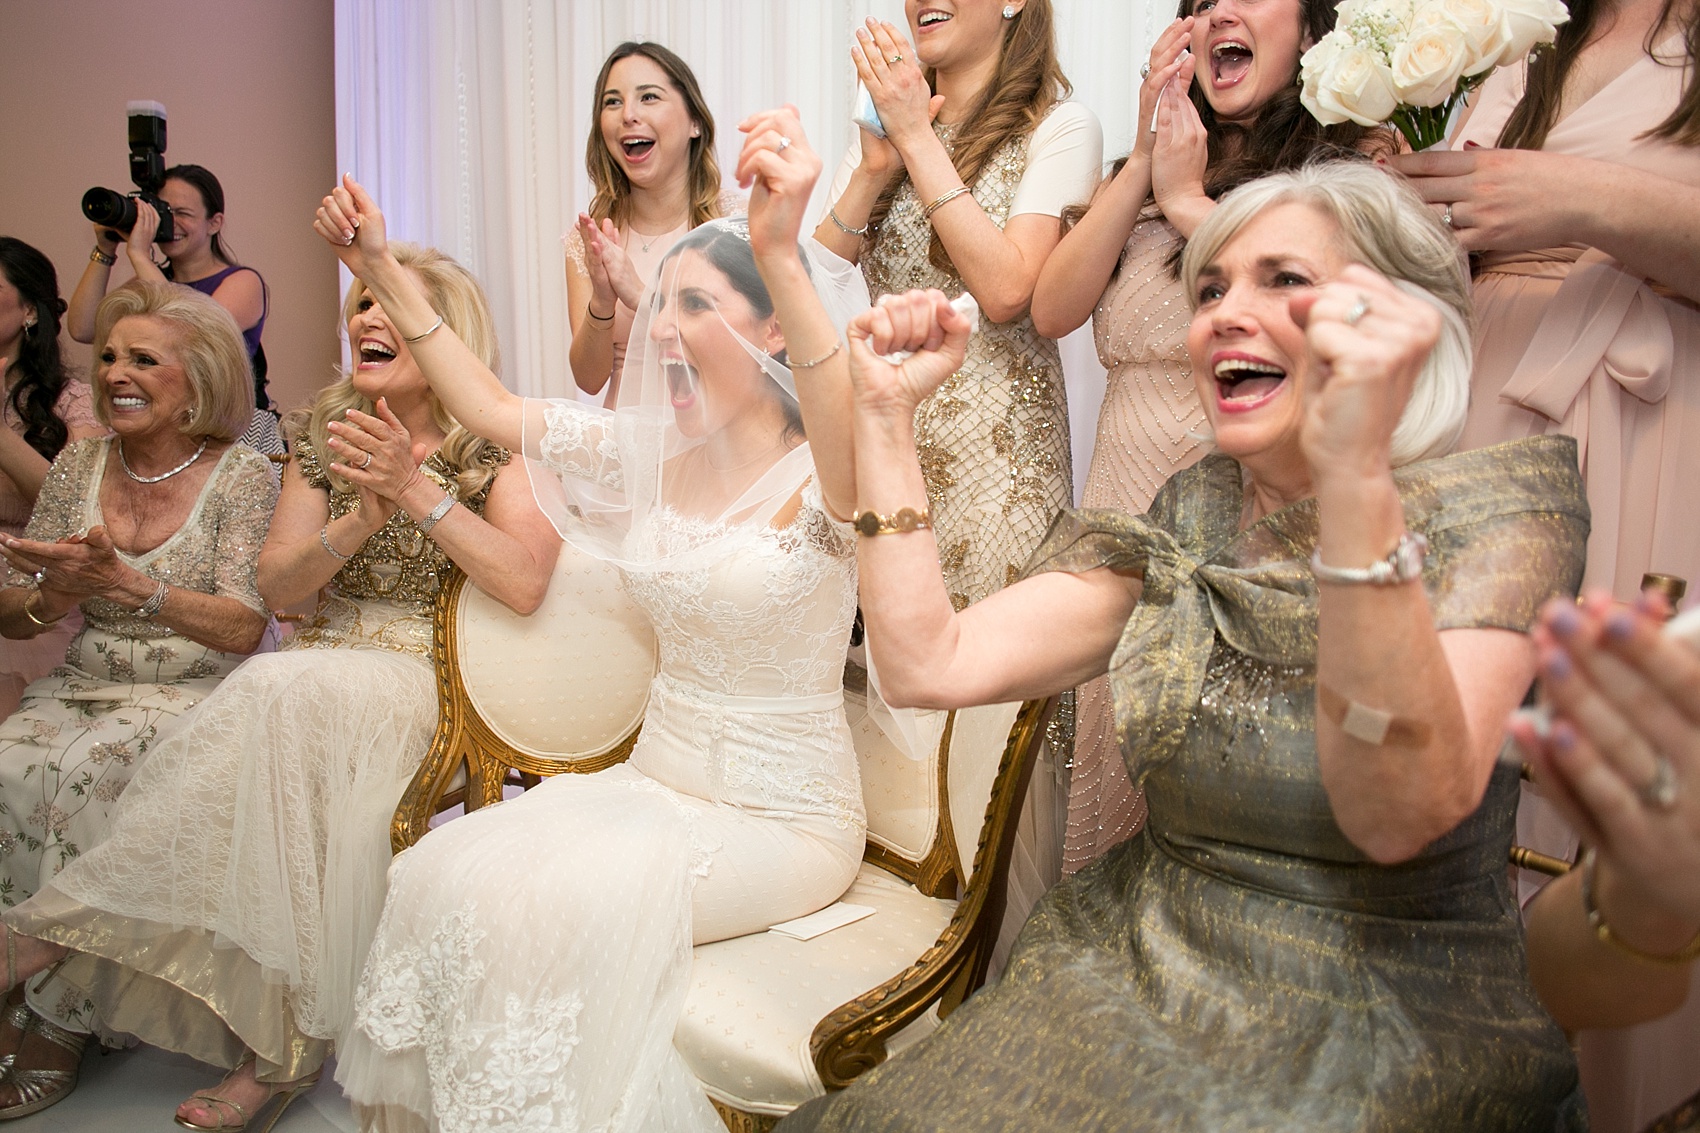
[
  {"x1": 4, "y1": 439, "x2": 276, "y2": 639},
  {"x1": 620, "y1": 484, "x2": 857, "y2": 701}
]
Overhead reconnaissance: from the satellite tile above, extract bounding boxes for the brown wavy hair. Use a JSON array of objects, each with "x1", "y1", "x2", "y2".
[
  {"x1": 585, "y1": 42, "x2": 725, "y2": 230},
  {"x1": 865, "y1": 0, "x2": 1071, "y2": 276},
  {"x1": 1499, "y1": 0, "x2": 1698, "y2": 150}
]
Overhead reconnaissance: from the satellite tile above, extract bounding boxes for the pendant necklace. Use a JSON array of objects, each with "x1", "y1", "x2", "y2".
[{"x1": 119, "y1": 438, "x2": 208, "y2": 484}]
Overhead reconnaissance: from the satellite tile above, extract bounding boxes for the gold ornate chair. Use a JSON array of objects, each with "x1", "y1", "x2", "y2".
[{"x1": 392, "y1": 546, "x2": 1052, "y2": 1132}]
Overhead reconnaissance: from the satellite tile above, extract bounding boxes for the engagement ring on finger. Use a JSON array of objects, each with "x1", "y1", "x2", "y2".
[
  {"x1": 1141, "y1": 62, "x2": 1152, "y2": 77},
  {"x1": 777, "y1": 136, "x2": 792, "y2": 151},
  {"x1": 1344, "y1": 295, "x2": 1371, "y2": 326},
  {"x1": 1442, "y1": 206, "x2": 1455, "y2": 229},
  {"x1": 358, "y1": 452, "x2": 373, "y2": 470},
  {"x1": 1640, "y1": 755, "x2": 1679, "y2": 810},
  {"x1": 887, "y1": 53, "x2": 903, "y2": 64},
  {"x1": 31, "y1": 570, "x2": 44, "y2": 586}
]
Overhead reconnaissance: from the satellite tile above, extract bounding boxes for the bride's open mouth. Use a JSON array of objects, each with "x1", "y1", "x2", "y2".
[
  {"x1": 662, "y1": 358, "x2": 699, "y2": 410},
  {"x1": 1212, "y1": 353, "x2": 1287, "y2": 412},
  {"x1": 1210, "y1": 39, "x2": 1253, "y2": 89}
]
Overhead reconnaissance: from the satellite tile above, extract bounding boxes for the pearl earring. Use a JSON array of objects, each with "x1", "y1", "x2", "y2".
[{"x1": 1003, "y1": 4, "x2": 1016, "y2": 16}]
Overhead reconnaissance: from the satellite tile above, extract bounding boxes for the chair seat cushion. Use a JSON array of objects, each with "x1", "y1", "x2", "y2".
[{"x1": 677, "y1": 864, "x2": 956, "y2": 1114}]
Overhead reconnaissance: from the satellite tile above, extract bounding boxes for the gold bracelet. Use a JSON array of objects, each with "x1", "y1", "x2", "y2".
[
  {"x1": 922, "y1": 186, "x2": 972, "y2": 221},
  {"x1": 22, "y1": 592, "x2": 68, "y2": 627},
  {"x1": 790, "y1": 341, "x2": 842, "y2": 370},
  {"x1": 1581, "y1": 848, "x2": 1700, "y2": 965},
  {"x1": 853, "y1": 505, "x2": 931, "y2": 537},
  {"x1": 89, "y1": 246, "x2": 117, "y2": 266}
]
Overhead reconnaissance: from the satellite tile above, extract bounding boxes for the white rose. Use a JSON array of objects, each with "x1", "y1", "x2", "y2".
[
  {"x1": 1390, "y1": 23, "x2": 1472, "y2": 106},
  {"x1": 1302, "y1": 39, "x2": 1400, "y2": 127},
  {"x1": 1438, "y1": 0, "x2": 1513, "y2": 74},
  {"x1": 1497, "y1": 0, "x2": 1569, "y2": 64}
]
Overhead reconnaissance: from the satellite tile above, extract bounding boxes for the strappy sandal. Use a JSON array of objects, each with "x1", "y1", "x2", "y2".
[
  {"x1": 0, "y1": 1009, "x2": 85, "y2": 1119},
  {"x1": 174, "y1": 1060, "x2": 322, "y2": 1133}
]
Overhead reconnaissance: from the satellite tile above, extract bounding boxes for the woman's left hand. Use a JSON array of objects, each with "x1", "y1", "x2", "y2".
[
  {"x1": 1513, "y1": 592, "x2": 1700, "y2": 938},
  {"x1": 326, "y1": 398, "x2": 431, "y2": 506},
  {"x1": 854, "y1": 18, "x2": 945, "y2": 151},
  {"x1": 580, "y1": 215, "x2": 644, "y2": 312},
  {"x1": 1292, "y1": 264, "x2": 1440, "y2": 483},
  {"x1": 1387, "y1": 148, "x2": 1593, "y2": 253},
  {"x1": 0, "y1": 525, "x2": 132, "y2": 604},
  {"x1": 1150, "y1": 59, "x2": 1213, "y2": 237},
  {"x1": 737, "y1": 106, "x2": 823, "y2": 261}
]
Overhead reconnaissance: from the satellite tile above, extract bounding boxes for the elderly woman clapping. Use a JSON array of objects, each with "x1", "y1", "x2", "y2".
[
  {"x1": 0, "y1": 280, "x2": 275, "y2": 1115},
  {"x1": 786, "y1": 162, "x2": 1591, "y2": 1131}
]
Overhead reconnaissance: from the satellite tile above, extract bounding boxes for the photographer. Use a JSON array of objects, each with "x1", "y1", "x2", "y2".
[{"x1": 67, "y1": 164, "x2": 278, "y2": 445}]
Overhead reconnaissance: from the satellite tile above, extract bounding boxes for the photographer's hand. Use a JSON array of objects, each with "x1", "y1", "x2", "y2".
[{"x1": 125, "y1": 201, "x2": 169, "y2": 283}]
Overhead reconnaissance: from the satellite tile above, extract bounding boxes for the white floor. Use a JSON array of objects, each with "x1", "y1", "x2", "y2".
[{"x1": 8, "y1": 1044, "x2": 355, "y2": 1132}]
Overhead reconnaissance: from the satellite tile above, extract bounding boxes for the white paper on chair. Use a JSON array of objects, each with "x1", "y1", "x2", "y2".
[{"x1": 767, "y1": 903, "x2": 876, "y2": 941}]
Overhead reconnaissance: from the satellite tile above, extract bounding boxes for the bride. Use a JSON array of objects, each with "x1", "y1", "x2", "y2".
[{"x1": 323, "y1": 106, "x2": 874, "y2": 1132}]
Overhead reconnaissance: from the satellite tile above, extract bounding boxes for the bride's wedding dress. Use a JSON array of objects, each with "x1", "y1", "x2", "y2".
[{"x1": 336, "y1": 399, "x2": 866, "y2": 1131}]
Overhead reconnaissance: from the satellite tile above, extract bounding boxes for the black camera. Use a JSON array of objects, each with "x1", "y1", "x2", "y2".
[{"x1": 81, "y1": 101, "x2": 174, "y2": 244}]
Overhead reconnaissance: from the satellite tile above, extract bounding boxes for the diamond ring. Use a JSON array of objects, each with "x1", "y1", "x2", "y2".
[
  {"x1": 358, "y1": 452, "x2": 373, "y2": 471},
  {"x1": 1442, "y1": 206, "x2": 1455, "y2": 229},
  {"x1": 777, "y1": 136, "x2": 792, "y2": 151},
  {"x1": 1640, "y1": 755, "x2": 1679, "y2": 811},
  {"x1": 1141, "y1": 62, "x2": 1152, "y2": 78},
  {"x1": 887, "y1": 53, "x2": 903, "y2": 64},
  {"x1": 1344, "y1": 295, "x2": 1371, "y2": 326}
]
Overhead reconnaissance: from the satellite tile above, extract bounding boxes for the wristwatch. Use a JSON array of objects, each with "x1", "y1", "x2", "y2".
[{"x1": 1310, "y1": 531, "x2": 1427, "y2": 585}]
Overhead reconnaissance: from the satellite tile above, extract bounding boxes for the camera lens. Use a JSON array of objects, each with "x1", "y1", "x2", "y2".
[{"x1": 82, "y1": 187, "x2": 137, "y2": 234}]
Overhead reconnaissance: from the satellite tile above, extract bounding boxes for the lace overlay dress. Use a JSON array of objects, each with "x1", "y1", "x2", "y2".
[
  {"x1": 337, "y1": 404, "x2": 865, "y2": 1133},
  {"x1": 785, "y1": 438, "x2": 1590, "y2": 1133},
  {"x1": 6, "y1": 436, "x2": 508, "y2": 1084},
  {"x1": 0, "y1": 439, "x2": 275, "y2": 909},
  {"x1": 1066, "y1": 214, "x2": 1208, "y2": 874},
  {"x1": 0, "y1": 382, "x2": 102, "y2": 719},
  {"x1": 860, "y1": 120, "x2": 1074, "y2": 611}
]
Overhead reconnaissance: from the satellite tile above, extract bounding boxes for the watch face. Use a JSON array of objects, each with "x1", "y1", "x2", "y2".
[{"x1": 855, "y1": 511, "x2": 883, "y2": 537}]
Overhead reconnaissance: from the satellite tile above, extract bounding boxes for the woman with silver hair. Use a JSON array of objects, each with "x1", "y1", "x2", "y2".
[{"x1": 783, "y1": 160, "x2": 1590, "y2": 1131}]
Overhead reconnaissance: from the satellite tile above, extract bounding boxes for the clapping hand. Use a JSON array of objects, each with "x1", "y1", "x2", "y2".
[
  {"x1": 578, "y1": 214, "x2": 644, "y2": 313},
  {"x1": 1150, "y1": 53, "x2": 1211, "y2": 236},
  {"x1": 852, "y1": 18, "x2": 945, "y2": 156},
  {"x1": 1513, "y1": 592, "x2": 1700, "y2": 935},
  {"x1": 326, "y1": 397, "x2": 429, "y2": 529},
  {"x1": 1, "y1": 525, "x2": 130, "y2": 605},
  {"x1": 846, "y1": 290, "x2": 971, "y2": 421},
  {"x1": 1135, "y1": 18, "x2": 1196, "y2": 159},
  {"x1": 737, "y1": 106, "x2": 822, "y2": 261},
  {"x1": 1290, "y1": 264, "x2": 1441, "y2": 483}
]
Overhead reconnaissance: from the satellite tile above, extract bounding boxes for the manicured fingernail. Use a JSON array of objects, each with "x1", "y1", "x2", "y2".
[
  {"x1": 1604, "y1": 610, "x2": 1635, "y2": 641},
  {"x1": 1463, "y1": 140, "x2": 1481, "y2": 149},
  {"x1": 1551, "y1": 722, "x2": 1577, "y2": 753},
  {"x1": 343, "y1": 231, "x2": 354, "y2": 242},
  {"x1": 1549, "y1": 605, "x2": 1581, "y2": 639},
  {"x1": 1542, "y1": 649, "x2": 1572, "y2": 680}
]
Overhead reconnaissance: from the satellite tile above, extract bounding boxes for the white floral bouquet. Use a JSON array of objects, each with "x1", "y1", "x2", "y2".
[{"x1": 1298, "y1": 0, "x2": 1569, "y2": 149}]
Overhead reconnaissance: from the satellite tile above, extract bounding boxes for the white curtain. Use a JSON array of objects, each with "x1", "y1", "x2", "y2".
[{"x1": 334, "y1": 0, "x2": 1172, "y2": 454}]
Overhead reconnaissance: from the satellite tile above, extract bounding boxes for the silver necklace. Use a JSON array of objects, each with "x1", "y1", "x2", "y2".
[{"x1": 119, "y1": 438, "x2": 208, "y2": 484}]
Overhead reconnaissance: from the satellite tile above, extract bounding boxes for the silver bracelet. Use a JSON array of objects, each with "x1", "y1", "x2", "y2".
[
  {"x1": 319, "y1": 525, "x2": 354, "y2": 561},
  {"x1": 416, "y1": 493, "x2": 457, "y2": 535},
  {"x1": 827, "y1": 207, "x2": 870, "y2": 237},
  {"x1": 134, "y1": 579, "x2": 170, "y2": 619},
  {"x1": 1310, "y1": 531, "x2": 1428, "y2": 586},
  {"x1": 403, "y1": 315, "x2": 445, "y2": 343}
]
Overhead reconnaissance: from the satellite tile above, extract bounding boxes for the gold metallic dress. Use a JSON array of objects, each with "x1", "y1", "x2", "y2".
[
  {"x1": 6, "y1": 435, "x2": 507, "y2": 1083},
  {"x1": 783, "y1": 437, "x2": 1591, "y2": 1132},
  {"x1": 861, "y1": 122, "x2": 1072, "y2": 612}
]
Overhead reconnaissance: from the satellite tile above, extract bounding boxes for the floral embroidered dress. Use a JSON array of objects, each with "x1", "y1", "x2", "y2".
[
  {"x1": 0, "y1": 438, "x2": 275, "y2": 908},
  {"x1": 336, "y1": 400, "x2": 865, "y2": 1133},
  {"x1": 5, "y1": 435, "x2": 506, "y2": 1084}
]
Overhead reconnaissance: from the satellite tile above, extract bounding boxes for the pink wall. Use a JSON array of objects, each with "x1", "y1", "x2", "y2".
[{"x1": 0, "y1": 0, "x2": 341, "y2": 418}]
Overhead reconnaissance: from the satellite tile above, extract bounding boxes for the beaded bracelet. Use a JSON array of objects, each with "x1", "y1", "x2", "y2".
[{"x1": 1581, "y1": 848, "x2": 1700, "y2": 965}]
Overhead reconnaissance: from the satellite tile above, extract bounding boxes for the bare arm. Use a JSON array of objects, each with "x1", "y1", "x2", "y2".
[
  {"x1": 0, "y1": 427, "x2": 51, "y2": 504},
  {"x1": 846, "y1": 288, "x2": 1137, "y2": 708},
  {"x1": 66, "y1": 228, "x2": 122, "y2": 343},
  {"x1": 208, "y1": 266, "x2": 265, "y2": 333},
  {"x1": 315, "y1": 176, "x2": 525, "y2": 451}
]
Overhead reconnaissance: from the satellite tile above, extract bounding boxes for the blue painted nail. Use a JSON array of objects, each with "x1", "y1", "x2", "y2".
[
  {"x1": 1549, "y1": 605, "x2": 1581, "y2": 638},
  {"x1": 1543, "y1": 650, "x2": 1572, "y2": 680},
  {"x1": 1604, "y1": 611, "x2": 1635, "y2": 641}
]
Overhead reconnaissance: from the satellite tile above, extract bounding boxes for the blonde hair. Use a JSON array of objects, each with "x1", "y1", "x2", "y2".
[
  {"x1": 1180, "y1": 162, "x2": 1472, "y2": 467},
  {"x1": 90, "y1": 280, "x2": 254, "y2": 442},
  {"x1": 585, "y1": 43, "x2": 724, "y2": 230},
  {"x1": 290, "y1": 244, "x2": 503, "y2": 499}
]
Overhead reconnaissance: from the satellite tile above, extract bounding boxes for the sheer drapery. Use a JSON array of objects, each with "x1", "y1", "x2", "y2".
[{"x1": 333, "y1": 0, "x2": 1167, "y2": 436}]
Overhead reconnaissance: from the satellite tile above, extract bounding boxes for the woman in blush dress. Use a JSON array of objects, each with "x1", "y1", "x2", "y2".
[
  {"x1": 1393, "y1": 6, "x2": 1700, "y2": 1124},
  {"x1": 1030, "y1": 0, "x2": 1394, "y2": 874},
  {"x1": 566, "y1": 42, "x2": 740, "y2": 404},
  {"x1": 0, "y1": 238, "x2": 104, "y2": 719}
]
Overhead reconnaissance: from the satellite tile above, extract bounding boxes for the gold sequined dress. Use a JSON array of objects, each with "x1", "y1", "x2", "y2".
[
  {"x1": 783, "y1": 437, "x2": 1591, "y2": 1133},
  {"x1": 859, "y1": 108, "x2": 1092, "y2": 610},
  {"x1": 6, "y1": 435, "x2": 508, "y2": 1084},
  {"x1": 1067, "y1": 212, "x2": 1208, "y2": 874}
]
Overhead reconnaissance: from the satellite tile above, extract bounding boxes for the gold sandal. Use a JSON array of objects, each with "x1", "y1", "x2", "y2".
[
  {"x1": 174, "y1": 1060, "x2": 322, "y2": 1133},
  {"x1": 0, "y1": 1008, "x2": 85, "y2": 1119}
]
